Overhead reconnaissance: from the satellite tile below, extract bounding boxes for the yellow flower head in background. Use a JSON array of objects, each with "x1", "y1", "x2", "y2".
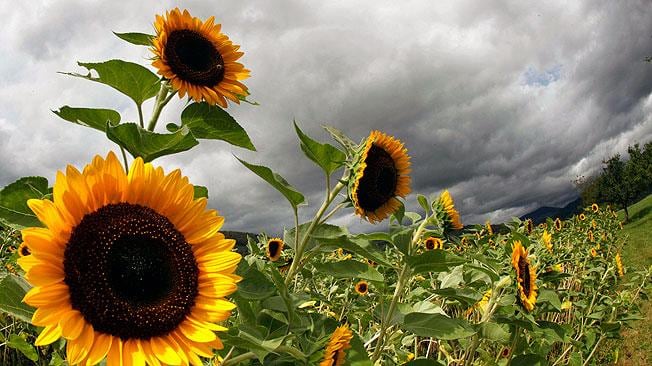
[
  {"x1": 541, "y1": 230, "x2": 552, "y2": 253},
  {"x1": 266, "y1": 238, "x2": 284, "y2": 262},
  {"x1": 525, "y1": 219, "x2": 533, "y2": 235},
  {"x1": 591, "y1": 219, "x2": 597, "y2": 229},
  {"x1": 554, "y1": 218, "x2": 562, "y2": 231},
  {"x1": 485, "y1": 220, "x2": 493, "y2": 235},
  {"x1": 152, "y1": 8, "x2": 250, "y2": 108},
  {"x1": 350, "y1": 131, "x2": 411, "y2": 223},
  {"x1": 437, "y1": 190, "x2": 463, "y2": 230},
  {"x1": 591, "y1": 203, "x2": 599, "y2": 212},
  {"x1": 354, "y1": 280, "x2": 369, "y2": 295},
  {"x1": 511, "y1": 241, "x2": 538, "y2": 312},
  {"x1": 587, "y1": 230, "x2": 594, "y2": 242},
  {"x1": 579, "y1": 213, "x2": 586, "y2": 221},
  {"x1": 320, "y1": 325, "x2": 354, "y2": 366},
  {"x1": 615, "y1": 253, "x2": 625, "y2": 278},
  {"x1": 424, "y1": 236, "x2": 443, "y2": 250},
  {"x1": 17, "y1": 242, "x2": 30, "y2": 257},
  {"x1": 590, "y1": 247, "x2": 597, "y2": 257},
  {"x1": 18, "y1": 152, "x2": 240, "y2": 365}
]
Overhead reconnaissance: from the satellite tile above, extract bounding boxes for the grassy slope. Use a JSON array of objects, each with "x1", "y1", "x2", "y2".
[{"x1": 617, "y1": 194, "x2": 652, "y2": 365}]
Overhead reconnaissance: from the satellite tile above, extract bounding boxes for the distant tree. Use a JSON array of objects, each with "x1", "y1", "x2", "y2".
[
  {"x1": 597, "y1": 154, "x2": 638, "y2": 222},
  {"x1": 573, "y1": 175, "x2": 600, "y2": 206}
]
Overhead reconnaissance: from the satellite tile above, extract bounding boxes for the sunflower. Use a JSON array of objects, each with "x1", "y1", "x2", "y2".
[
  {"x1": 590, "y1": 247, "x2": 597, "y2": 257},
  {"x1": 587, "y1": 230, "x2": 594, "y2": 242},
  {"x1": 615, "y1": 253, "x2": 625, "y2": 277},
  {"x1": 541, "y1": 230, "x2": 552, "y2": 253},
  {"x1": 436, "y1": 190, "x2": 463, "y2": 230},
  {"x1": 591, "y1": 203, "x2": 599, "y2": 212},
  {"x1": 554, "y1": 218, "x2": 562, "y2": 231},
  {"x1": 579, "y1": 213, "x2": 586, "y2": 221},
  {"x1": 511, "y1": 241, "x2": 537, "y2": 312},
  {"x1": 18, "y1": 242, "x2": 31, "y2": 257},
  {"x1": 485, "y1": 221, "x2": 493, "y2": 235},
  {"x1": 350, "y1": 131, "x2": 411, "y2": 223},
  {"x1": 524, "y1": 219, "x2": 533, "y2": 235},
  {"x1": 151, "y1": 8, "x2": 250, "y2": 108},
  {"x1": 354, "y1": 280, "x2": 369, "y2": 295},
  {"x1": 423, "y1": 236, "x2": 443, "y2": 250},
  {"x1": 320, "y1": 325, "x2": 353, "y2": 366},
  {"x1": 18, "y1": 152, "x2": 240, "y2": 365},
  {"x1": 266, "y1": 238, "x2": 284, "y2": 262},
  {"x1": 591, "y1": 220, "x2": 597, "y2": 229}
]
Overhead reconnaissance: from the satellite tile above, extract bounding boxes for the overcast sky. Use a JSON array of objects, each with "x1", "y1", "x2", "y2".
[{"x1": 1, "y1": 0, "x2": 651, "y2": 234}]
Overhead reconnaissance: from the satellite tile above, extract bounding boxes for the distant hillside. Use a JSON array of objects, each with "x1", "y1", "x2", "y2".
[
  {"x1": 520, "y1": 197, "x2": 582, "y2": 224},
  {"x1": 222, "y1": 230, "x2": 255, "y2": 255}
]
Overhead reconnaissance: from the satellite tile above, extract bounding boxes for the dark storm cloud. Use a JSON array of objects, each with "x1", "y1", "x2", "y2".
[{"x1": 0, "y1": 0, "x2": 650, "y2": 234}]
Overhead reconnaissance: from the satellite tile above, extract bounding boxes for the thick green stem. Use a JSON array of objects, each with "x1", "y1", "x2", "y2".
[
  {"x1": 505, "y1": 326, "x2": 520, "y2": 366},
  {"x1": 284, "y1": 171, "x2": 348, "y2": 286},
  {"x1": 147, "y1": 82, "x2": 171, "y2": 131},
  {"x1": 137, "y1": 104, "x2": 144, "y2": 128},
  {"x1": 119, "y1": 146, "x2": 129, "y2": 173},
  {"x1": 221, "y1": 351, "x2": 256, "y2": 366},
  {"x1": 371, "y1": 218, "x2": 429, "y2": 363}
]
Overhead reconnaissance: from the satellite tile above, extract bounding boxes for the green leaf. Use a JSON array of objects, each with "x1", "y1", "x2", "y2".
[
  {"x1": 172, "y1": 102, "x2": 255, "y2": 150},
  {"x1": 0, "y1": 176, "x2": 49, "y2": 229},
  {"x1": 432, "y1": 288, "x2": 482, "y2": 307},
  {"x1": 477, "y1": 323, "x2": 510, "y2": 343},
  {"x1": 7, "y1": 334, "x2": 38, "y2": 361},
  {"x1": 0, "y1": 273, "x2": 34, "y2": 322},
  {"x1": 62, "y1": 60, "x2": 160, "y2": 106},
  {"x1": 236, "y1": 267, "x2": 276, "y2": 300},
  {"x1": 537, "y1": 288, "x2": 562, "y2": 312},
  {"x1": 407, "y1": 250, "x2": 468, "y2": 274},
  {"x1": 53, "y1": 106, "x2": 121, "y2": 132},
  {"x1": 193, "y1": 185, "x2": 208, "y2": 199},
  {"x1": 312, "y1": 260, "x2": 384, "y2": 282},
  {"x1": 511, "y1": 354, "x2": 547, "y2": 366},
  {"x1": 113, "y1": 31, "x2": 154, "y2": 46},
  {"x1": 316, "y1": 235, "x2": 392, "y2": 267},
  {"x1": 402, "y1": 313, "x2": 476, "y2": 340},
  {"x1": 236, "y1": 158, "x2": 305, "y2": 209},
  {"x1": 294, "y1": 122, "x2": 346, "y2": 175},
  {"x1": 107, "y1": 123, "x2": 198, "y2": 162},
  {"x1": 417, "y1": 194, "x2": 429, "y2": 214},
  {"x1": 347, "y1": 331, "x2": 373, "y2": 366}
]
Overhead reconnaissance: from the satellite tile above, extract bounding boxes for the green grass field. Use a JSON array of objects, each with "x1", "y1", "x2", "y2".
[{"x1": 616, "y1": 194, "x2": 652, "y2": 365}]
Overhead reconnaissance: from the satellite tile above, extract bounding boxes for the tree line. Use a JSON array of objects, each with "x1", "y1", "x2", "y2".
[{"x1": 575, "y1": 140, "x2": 652, "y2": 222}]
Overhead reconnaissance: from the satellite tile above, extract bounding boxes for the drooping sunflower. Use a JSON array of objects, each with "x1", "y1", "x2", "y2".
[
  {"x1": 591, "y1": 203, "x2": 599, "y2": 212},
  {"x1": 350, "y1": 131, "x2": 411, "y2": 223},
  {"x1": 423, "y1": 236, "x2": 443, "y2": 250},
  {"x1": 354, "y1": 280, "x2": 369, "y2": 295},
  {"x1": 524, "y1": 219, "x2": 533, "y2": 235},
  {"x1": 554, "y1": 218, "x2": 562, "y2": 231},
  {"x1": 591, "y1": 220, "x2": 597, "y2": 229},
  {"x1": 587, "y1": 230, "x2": 594, "y2": 242},
  {"x1": 436, "y1": 190, "x2": 463, "y2": 230},
  {"x1": 590, "y1": 247, "x2": 597, "y2": 257},
  {"x1": 511, "y1": 241, "x2": 537, "y2": 312},
  {"x1": 541, "y1": 230, "x2": 552, "y2": 253},
  {"x1": 266, "y1": 238, "x2": 284, "y2": 262},
  {"x1": 18, "y1": 152, "x2": 240, "y2": 365},
  {"x1": 319, "y1": 325, "x2": 354, "y2": 366},
  {"x1": 151, "y1": 8, "x2": 250, "y2": 108},
  {"x1": 615, "y1": 253, "x2": 625, "y2": 277}
]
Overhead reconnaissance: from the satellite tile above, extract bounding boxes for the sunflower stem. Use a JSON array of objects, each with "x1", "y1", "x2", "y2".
[
  {"x1": 371, "y1": 217, "x2": 428, "y2": 363},
  {"x1": 147, "y1": 81, "x2": 172, "y2": 131},
  {"x1": 137, "y1": 104, "x2": 144, "y2": 128},
  {"x1": 119, "y1": 146, "x2": 129, "y2": 173},
  {"x1": 221, "y1": 351, "x2": 256, "y2": 366},
  {"x1": 284, "y1": 170, "x2": 349, "y2": 286}
]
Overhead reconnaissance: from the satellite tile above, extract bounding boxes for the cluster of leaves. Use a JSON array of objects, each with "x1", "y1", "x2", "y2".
[{"x1": 575, "y1": 140, "x2": 652, "y2": 221}]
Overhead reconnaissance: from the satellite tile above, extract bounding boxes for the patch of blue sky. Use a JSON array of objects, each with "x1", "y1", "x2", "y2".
[{"x1": 523, "y1": 64, "x2": 562, "y2": 87}]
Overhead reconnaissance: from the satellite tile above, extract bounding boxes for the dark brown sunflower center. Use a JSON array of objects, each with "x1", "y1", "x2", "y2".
[
  {"x1": 19, "y1": 245, "x2": 30, "y2": 256},
  {"x1": 268, "y1": 240, "x2": 281, "y2": 258},
  {"x1": 356, "y1": 145, "x2": 398, "y2": 212},
  {"x1": 518, "y1": 256, "x2": 531, "y2": 296},
  {"x1": 165, "y1": 29, "x2": 225, "y2": 86},
  {"x1": 357, "y1": 283, "x2": 367, "y2": 293},
  {"x1": 425, "y1": 240, "x2": 435, "y2": 250},
  {"x1": 64, "y1": 203, "x2": 198, "y2": 340}
]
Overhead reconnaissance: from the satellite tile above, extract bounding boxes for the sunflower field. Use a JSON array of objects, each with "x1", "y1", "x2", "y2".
[{"x1": 0, "y1": 8, "x2": 650, "y2": 366}]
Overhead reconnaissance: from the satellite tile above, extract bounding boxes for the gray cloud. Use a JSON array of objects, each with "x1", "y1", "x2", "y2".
[{"x1": 1, "y1": 0, "x2": 650, "y2": 235}]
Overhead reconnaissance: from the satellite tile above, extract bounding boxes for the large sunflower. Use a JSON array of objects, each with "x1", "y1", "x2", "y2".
[
  {"x1": 350, "y1": 131, "x2": 411, "y2": 223},
  {"x1": 18, "y1": 152, "x2": 240, "y2": 365},
  {"x1": 510, "y1": 241, "x2": 537, "y2": 312},
  {"x1": 423, "y1": 237, "x2": 443, "y2": 250},
  {"x1": 152, "y1": 8, "x2": 250, "y2": 108},
  {"x1": 436, "y1": 190, "x2": 463, "y2": 230},
  {"x1": 319, "y1": 325, "x2": 354, "y2": 366},
  {"x1": 266, "y1": 238, "x2": 284, "y2": 262}
]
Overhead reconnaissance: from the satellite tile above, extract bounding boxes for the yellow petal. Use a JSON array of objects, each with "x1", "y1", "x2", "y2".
[
  {"x1": 139, "y1": 340, "x2": 161, "y2": 366},
  {"x1": 122, "y1": 339, "x2": 145, "y2": 366},
  {"x1": 150, "y1": 336, "x2": 182, "y2": 365},
  {"x1": 66, "y1": 323, "x2": 94, "y2": 365},
  {"x1": 84, "y1": 332, "x2": 112, "y2": 366},
  {"x1": 32, "y1": 306, "x2": 71, "y2": 327},
  {"x1": 106, "y1": 337, "x2": 123, "y2": 366},
  {"x1": 35, "y1": 325, "x2": 62, "y2": 346},
  {"x1": 25, "y1": 263, "x2": 65, "y2": 287},
  {"x1": 178, "y1": 319, "x2": 216, "y2": 343},
  {"x1": 24, "y1": 283, "x2": 68, "y2": 306},
  {"x1": 194, "y1": 297, "x2": 236, "y2": 312},
  {"x1": 60, "y1": 310, "x2": 85, "y2": 340}
]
